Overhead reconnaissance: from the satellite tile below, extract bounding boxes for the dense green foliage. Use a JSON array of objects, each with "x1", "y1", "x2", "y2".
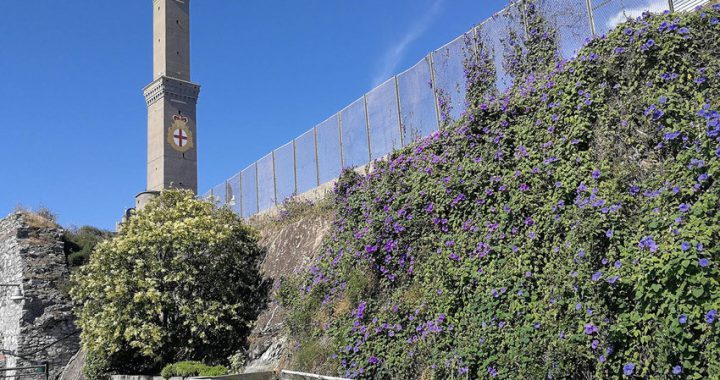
[
  {"x1": 63, "y1": 225, "x2": 113, "y2": 267},
  {"x1": 160, "y1": 361, "x2": 228, "y2": 378},
  {"x1": 71, "y1": 190, "x2": 269, "y2": 379},
  {"x1": 280, "y1": 6, "x2": 720, "y2": 379}
]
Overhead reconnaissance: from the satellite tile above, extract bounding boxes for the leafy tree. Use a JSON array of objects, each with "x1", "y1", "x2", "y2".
[{"x1": 71, "y1": 190, "x2": 269, "y2": 379}]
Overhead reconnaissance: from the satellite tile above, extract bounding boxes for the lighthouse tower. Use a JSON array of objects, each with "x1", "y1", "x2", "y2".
[{"x1": 137, "y1": 0, "x2": 201, "y2": 210}]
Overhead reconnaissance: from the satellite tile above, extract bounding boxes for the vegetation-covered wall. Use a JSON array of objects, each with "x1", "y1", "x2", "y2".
[{"x1": 280, "y1": 6, "x2": 720, "y2": 379}]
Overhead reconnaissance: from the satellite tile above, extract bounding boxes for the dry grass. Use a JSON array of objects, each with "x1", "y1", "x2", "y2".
[
  {"x1": 249, "y1": 194, "x2": 335, "y2": 232},
  {"x1": 16, "y1": 210, "x2": 58, "y2": 230},
  {"x1": 332, "y1": 296, "x2": 351, "y2": 318}
]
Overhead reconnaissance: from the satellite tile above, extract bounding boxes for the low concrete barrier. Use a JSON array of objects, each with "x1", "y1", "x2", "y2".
[
  {"x1": 114, "y1": 369, "x2": 349, "y2": 380},
  {"x1": 112, "y1": 372, "x2": 275, "y2": 380},
  {"x1": 190, "y1": 372, "x2": 276, "y2": 380},
  {"x1": 279, "y1": 370, "x2": 350, "y2": 380}
]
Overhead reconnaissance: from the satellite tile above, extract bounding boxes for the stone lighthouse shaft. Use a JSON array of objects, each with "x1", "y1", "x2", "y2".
[{"x1": 137, "y1": 0, "x2": 201, "y2": 210}]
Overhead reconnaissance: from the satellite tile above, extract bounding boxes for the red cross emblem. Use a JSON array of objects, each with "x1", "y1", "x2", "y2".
[{"x1": 174, "y1": 128, "x2": 188, "y2": 147}]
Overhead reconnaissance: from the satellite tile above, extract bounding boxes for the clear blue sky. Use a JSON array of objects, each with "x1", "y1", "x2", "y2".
[{"x1": 0, "y1": 0, "x2": 505, "y2": 230}]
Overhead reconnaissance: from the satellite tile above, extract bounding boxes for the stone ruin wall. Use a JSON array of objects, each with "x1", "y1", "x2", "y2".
[{"x1": 0, "y1": 213, "x2": 79, "y2": 379}]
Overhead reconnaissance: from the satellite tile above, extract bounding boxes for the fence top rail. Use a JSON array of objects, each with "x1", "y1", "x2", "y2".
[{"x1": 280, "y1": 370, "x2": 350, "y2": 380}]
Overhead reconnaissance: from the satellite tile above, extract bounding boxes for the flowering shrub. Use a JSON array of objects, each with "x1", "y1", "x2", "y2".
[
  {"x1": 72, "y1": 190, "x2": 269, "y2": 379},
  {"x1": 280, "y1": 6, "x2": 720, "y2": 379}
]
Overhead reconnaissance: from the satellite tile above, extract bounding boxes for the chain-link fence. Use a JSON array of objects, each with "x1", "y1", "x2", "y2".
[{"x1": 205, "y1": 0, "x2": 708, "y2": 217}]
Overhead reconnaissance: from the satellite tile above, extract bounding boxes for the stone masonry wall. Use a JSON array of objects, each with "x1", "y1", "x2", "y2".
[{"x1": 0, "y1": 213, "x2": 79, "y2": 379}]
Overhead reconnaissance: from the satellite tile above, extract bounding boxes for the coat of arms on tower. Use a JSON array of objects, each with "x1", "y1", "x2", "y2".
[{"x1": 167, "y1": 115, "x2": 194, "y2": 153}]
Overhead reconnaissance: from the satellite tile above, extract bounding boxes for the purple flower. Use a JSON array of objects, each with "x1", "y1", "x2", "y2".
[
  {"x1": 623, "y1": 362, "x2": 635, "y2": 376},
  {"x1": 664, "y1": 131, "x2": 681, "y2": 140},
  {"x1": 487, "y1": 366, "x2": 498, "y2": 377},
  {"x1": 354, "y1": 301, "x2": 366, "y2": 320},
  {"x1": 679, "y1": 203, "x2": 690, "y2": 213},
  {"x1": 368, "y1": 356, "x2": 379, "y2": 365},
  {"x1": 606, "y1": 229, "x2": 614, "y2": 238},
  {"x1": 607, "y1": 276, "x2": 620, "y2": 284},
  {"x1": 681, "y1": 242, "x2": 691, "y2": 251},
  {"x1": 591, "y1": 339, "x2": 599, "y2": 350},
  {"x1": 592, "y1": 272, "x2": 603, "y2": 281},
  {"x1": 592, "y1": 169, "x2": 601, "y2": 179},
  {"x1": 705, "y1": 309, "x2": 716, "y2": 324},
  {"x1": 584, "y1": 323, "x2": 598, "y2": 335},
  {"x1": 672, "y1": 365, "x2": 682, "y2": 375},
  {"x1": 451, "y1": 193, "x2": 466, "y2": 206},
  {"x1": 679, "y1": 314, "x2": 687, "y2": 324},
  {"x1": 639, "y1": 236, "x2": 658, "y2": 252},
  {"x1": 425, "y1": 202, "x2": 434, "y2": 213},
  {"x1": 699, "y1": 258, "x2": 710, "y2": 267}
]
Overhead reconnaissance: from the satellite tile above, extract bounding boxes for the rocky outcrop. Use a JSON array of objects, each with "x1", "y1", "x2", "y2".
[
  {"x1": 58, "y1": 349, "x2": 86, "y2": 380},
  {"x1": 0, "y1": 212, "x2": 79, "y2": 379},
  {"x1": 244, "y1": 212, "x2": 334, "y2": 373}
]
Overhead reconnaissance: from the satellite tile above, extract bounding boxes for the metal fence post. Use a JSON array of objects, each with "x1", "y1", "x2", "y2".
[
  {"x1": 394, "y1": 75, "x2": 405, "y2": 147},
  {"x1": 239, "y1": 172, "x2": 244, "y2": 217},
  {"x1": 313, "y1": 127, "x2": 321, "y2": 186},
  {"x1": 585, "y1": 0, "x2": 597, "y2": 36},
  {"x1": 363, "y1": 94, "x2": 373, "y2": 161},
  {"x1": 668, "y1": 0, "x2": 675, "y2": 12},
  {"x1": 337, "y1": 112, "x2": 345, "y2": 169},
  {"x1": 292, "y1": 139, "x2": 298, "y2": 195},
  {"x1": 521, "y1": 0, "x2": 530, "y2": 38},
  {"x1": 254, "y1": 162, "x2": 259, "y2": 214},
  {"x1": 472, "y1": 24, "x2": 480, "y2": 59},
  {"x1": 271, "y1": 150, "x2": 278, "y2": 206},
  {"x1": 428, "y1": 54, "x2": 442, "y2": 131}
]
